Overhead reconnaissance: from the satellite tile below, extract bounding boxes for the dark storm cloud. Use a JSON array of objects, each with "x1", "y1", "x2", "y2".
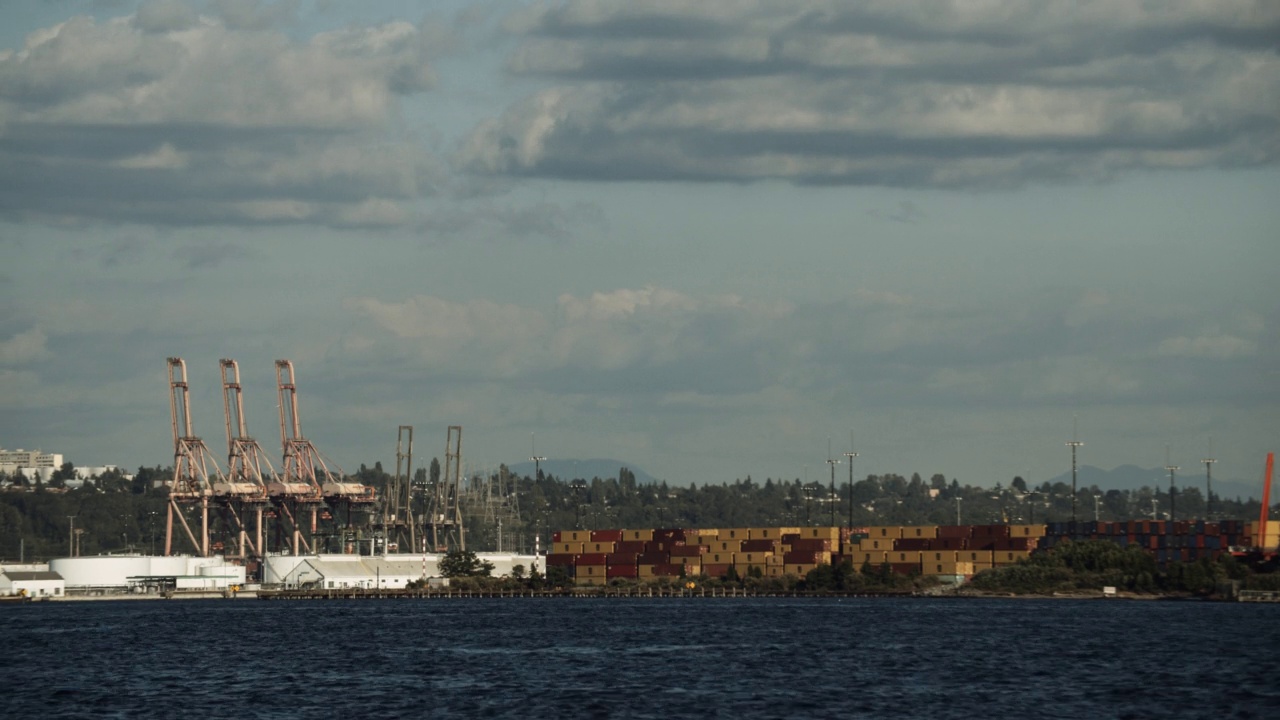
[{"x1": 460, "y1": 1, "x2": 1280, "y2": 188}]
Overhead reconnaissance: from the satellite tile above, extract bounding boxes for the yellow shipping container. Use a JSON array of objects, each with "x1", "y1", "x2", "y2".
[
  {"x1": 764, "y1": 565, "x2": 785, "y2": 577},
  {"x1": 924, "y1": 551, "x2": 958, "y2": 563},
  {"x1": 576, "y1": 564, "x2": 607, "y2": 578},
  {"x1": 785, "y1": 563, "x2": 820, "y2": 576},
  {"x1": 671, "y1": 556, "x2": 702, "y2": 567},
  {"x1": 798, "y1": 526, "x2": 841, "y2": 542},
  {"x1": 685, "y1": 531, "x2": 720, "y2": 545},
  {"x1": 900, "y1": 525, "x2": 939, "y2": 539},
  {"x1": 719, "y1": 528, "x2": 753, "y2": 541},
  {"x1": 575, "y1": 575, "x2": 607, "y2": 586},
  {"x1": 736, "y1": 551, "x2": 774, "y2": 565},
  {"x1": 992, "y1": 550, "x2": 1032, "y2": 565},
  {"x1": 621, "y1": 528, "x2": 654, "y2": 542},
  {"x1": 958, "y1": 550, "x2": 994, "y2": 564},
  {"x1": 888, "y1": 551, "x2": 921, "y2": 565},
  {"x1": 706, "y1": 552, "x2": 735, "y2": 565},
  {"x1": 554, "y1": 541, "x2": 585, "y2": 555},
  {"x1": 848, "y1": 550, "x2": 888, "y2": 566},
  {"x1": 924, "y1": 561, "x2": 975, "y2": 576},
  {"x1": 866, "y1": 526, "x2": 903, "y2": 539},
  {"x1": 586, "y1": 542, "x2": 616, "y2": 554},
  {"x1": 859, "y1": 538, "x2": 897, "y2": 552},
  {"x1": 711, "y1": 540, "x2": 743, "y2": 553},
  {"x1": 638, "y1": 564, "x2": 660, "y2": 578},
  {"x1": 971, "y1": 562, "x2": 994, "y2": 574},
  {"x1": 752, "y1": 527, "x2": 801, "y2": 540},
  {"x1": 558, "y1": 530, "x2": 589, "y2": 543}
]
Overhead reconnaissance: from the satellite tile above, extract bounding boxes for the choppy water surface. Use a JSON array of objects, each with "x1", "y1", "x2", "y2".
[{"x1": 1, "y1": 597, "x2": 1276, "y2": 719}]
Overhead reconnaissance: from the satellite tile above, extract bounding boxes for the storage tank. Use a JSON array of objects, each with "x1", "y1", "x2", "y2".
[{"x1": 52, "y1": 555, "x2": 153, "y2": 588}]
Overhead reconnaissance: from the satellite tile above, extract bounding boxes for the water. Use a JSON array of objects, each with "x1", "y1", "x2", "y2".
[{"x1": 1, "y1": 597, "x2": 1276, "y2": 719}]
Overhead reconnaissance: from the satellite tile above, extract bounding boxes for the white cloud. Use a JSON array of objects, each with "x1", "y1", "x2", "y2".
[{"x1": 459, "y1": 0, "x2": 1280, "y2": 187}]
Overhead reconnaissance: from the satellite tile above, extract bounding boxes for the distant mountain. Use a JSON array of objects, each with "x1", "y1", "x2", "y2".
[
  {"x1": 506, "y1": 458, "x2": 659, "y2": 485},
  {"x1": 1044, "y1": 464, "x2": 1261, "y2": 501}
]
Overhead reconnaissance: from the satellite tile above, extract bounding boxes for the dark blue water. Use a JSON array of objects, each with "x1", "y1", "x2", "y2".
[{"x1": 1, "y1": 597, "x2": 1276, "y2": 719}]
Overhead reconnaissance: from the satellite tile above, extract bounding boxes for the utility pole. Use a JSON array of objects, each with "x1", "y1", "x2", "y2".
[
  {"x1": 1165, "y1": 445, "x2": 1179, "y2": 524},
  {"x1": 67, "y1": 515, "x2": 76, "y2": 557},
  {"x1": 531, "y1": 433, "x2": 545, "y2": 483},
  {"x1": 954, "y1": 497, "x2": 962, "y2": 526}
]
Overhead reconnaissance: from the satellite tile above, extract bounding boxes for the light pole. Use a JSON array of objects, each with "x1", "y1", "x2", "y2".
[
  {"x1": 1165, "y1": 447, "x2": 1179, "y2": 524},
  {"x1": 827, "y1": 439, "x2": 840, "y2": 527},
  {"x1": 1067, "y1": 421, "x2": 1084, "y2": 532},
  {"x1": 531, "y1": 433, "x2": 545, "y2": 483},
  {"x1": 1093, "y1": 494, "x2": 1103, "y2": 522},
  {"x1": 571, "y1": 479, "x2": 587, "y2": 530},
  {"x1": 843, "y1": 448, "x2": 858, "y2": 530},
  {"x1": 954, "y1": 497, "x2": 962, "y2": 526},
  {"x1": 66, "y1": 515, "x2": 76, "y2": 557}
]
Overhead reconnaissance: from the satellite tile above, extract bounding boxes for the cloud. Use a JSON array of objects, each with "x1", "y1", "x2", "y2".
[
  {"x1": 1157, "y1": 333, "x2": 1258, "y2": 359},
  {"x1": 0, "y1": 326, "x2": 51, "y2": 364},
  {"x1": 460, "y1": 0, "x2": 1280, "y2": 187},
  {"x1": 0, "y1": 7, "x2": 439, "y2": 227}
]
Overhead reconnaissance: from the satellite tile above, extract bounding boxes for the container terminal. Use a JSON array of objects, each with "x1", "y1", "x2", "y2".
[{"x1": 1, "y1": 358, "x2": 1275, "y2": 600}]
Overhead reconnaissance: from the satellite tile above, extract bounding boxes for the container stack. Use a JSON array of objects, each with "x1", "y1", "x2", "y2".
[
  {"x1": 551, "y1": 524, "x2": 1045, "y2": 585},
  {"x1": 1038, "y1": 520, "x2": 1252, "y2": 563}
]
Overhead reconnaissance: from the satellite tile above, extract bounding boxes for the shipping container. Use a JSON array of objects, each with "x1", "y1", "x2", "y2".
[
  {"x1": 848, "y1": 550, "x2": 888, "y2": 566},
  {"x1": 785, "y1": 563, "x2": 820, "y2": 576},
  {"x1": 972, "y1": 524, "x2": 1012, "y2": 539},
  {"x1": 783, "y1": 550, "x2": 828, "y2": 565},
  {"x1": 859, "y1": 538, "x2": 897, "y2": 552},
  {"x1": 586, "y1": 542, "x2": 616, "y2": 554},
  {"x1": 545, "y1": 553, "x2": 577, "y2": 566},
  {"x1": 937, "y1": 525, "x2": 973, "y2": 539},
  {"x1": 621, "y1": 529, "x2": 655, "y2": 542},
  {"x1": 576, "y1": 564, "x2": 607, "y2": 578},
  {"x1": 736, "y1": 552, "x2": 774, "y2": 566},
  {"x1": 932, "y1": 537, "x2": 969, "y2": 551},
  {"x1": 606, "y1": 564, "x2": 639, "y2": 578},
  {"x1": 554, "y1": 541, "x2": 585, "y2": 555},
  {"x1": 888, "y1": 551, "x2": 922, "y2": 564},
  {"x1": 957, "y1": 550, "x2": 993, "y2": 564},
  {"x1": 706, "y1": 553, "x2": 735, "y2": 565},
  {"x1": 752, "y1": 527, "x2": 802, "y2": 540},
  {"x1": 606, "y1": 553, "x2": 639, "y2": 567},
  {"x1": 901, "y1": 525, "x2": 939, "y2": 539},
  {"x1": 590, "y1": 529, "x2": 624, "y2": 543},
  {"x1": 789, "y1": 538, "x2": 833, "y2": 553},
  {"x1": 888, "y1": 563, "x2": 920, "y2": 576},
  {"x1": 685, "y1": 532, "x2": 720, "y2": 545},
  {"x1": 741, "y1": 539, "x2": 779, "y2": 552},
  {"x1": 670, "y1": 555, "x2": 703, "y2": 567},
  {"x1": 576, "y1": 553, "x2": 609, "y2": 566},
  {"x1": 710, "y1": 540, "x2": 742, "y2": 553},
  {"x1": 670, "y1": 544, "x2": 707, "y2": 557},
  {"x1": 616, "y1": 540, "x2": 648, "y2": 554},
  {"x1": 866, "y1": 526, "x2": 903, "y2": 539},
  {"x1": 701, "y1": 563, "x2": 732, "y2": 578},
  {"x1": 798, "y1": 526, "x2": 841, "y2": 542},
  {"x1": 557, "y1": 530, "x2": 590, "y2": 543},
  {"x1": 1009, "y1": 524, "x2": 1046, "y2": 538},
  {"x1": 992, "y1": 550, "x2": 1031, "y2": 565},
  {"x1": 925, "y1": 561, "x2": 974, "y2": 576},
  {"x1": 719, "y1": 528, "x2": 753, "y2": 541},
  {"x1": 896, "y1": 538, "x2": 933, "y2": 551}
]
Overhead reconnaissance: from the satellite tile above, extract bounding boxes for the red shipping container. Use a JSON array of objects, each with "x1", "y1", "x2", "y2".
[
  {"x1": 545, "y1": 553, "x2": 576, "y2": 566},
  {"x1": 670, "y1": 544, "x2": 707, "y2": 557},
  {"x1": 552, "y1": 531, "x2": 563, "y2": 543},
  {"x1": 789, "y1": 538, "x2": 832, "y2": 553},
  {"x1": 606, "y1": 553, "x2": 639, "y2": 566},
  {"x1": 781, "y1": 533, "x2": 801, "y2": 544},
  {"x1": 972, "y1": 524, "x2": 1012, "y2": 539},
  {"x1": 889, "y1": 563, "x2": 920, "y2": 576},
  {"x1": 638, "y1": 551, "x2": 668, "y2": 565},
  {"x1": 606, "y1": 565, "x2": 639, "y2": 578},
  {"x1": 742, "y1": 539, "x2": 779, "y2": 552},
  {"x1": 896, "y1": 538, "x2": 932, "y2": 551},
  {"x1": 702, "y1": 564, "x2": 732, "y2": 577},
  {"x1": 616, "y1": 540, "x2": 648, "y2": 554},
  {"x1": 932, "y1": 537, "x2": 969, "y2": 550},
  {"x1": 651, "y1": 563, "x2": 686, "y2": 577},
  {"x1": 937, "y1": 526, "x2": 972, "y2": 539},
  {"x1": 590, "y1": 529, "x2": 624, "y2": 543},
  {"x1": 577, "y1": 553, "x2": 608, "y2": 566},
  {"x1": 783, "y1": 551, "x2": 825, "y2": 564}
]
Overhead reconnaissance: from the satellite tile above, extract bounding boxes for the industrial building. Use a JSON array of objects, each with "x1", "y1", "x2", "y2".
[
  {"x1": 263, "y1": 552, "x2": 541, "y2": 589},
  {"x1": 0, "y1": 569, "x2": 65, "y2": 597},
  {"x1": 50, "y1": 554, "x2": 246, "y2": 593}
]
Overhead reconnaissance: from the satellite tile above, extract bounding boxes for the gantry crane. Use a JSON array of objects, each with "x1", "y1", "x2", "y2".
[
  {"x1": 217, "y1": 359, "x2": 277, "y2": 559},
  {"x1": 276, "y1": 360, "x2": 375, "y2": 552},
  {"x1": 166, "y1": 357, "x2": 216, "y2": 556},
  {"x1": 426, "y1": 425, "x2": 466, "y2": 552}
]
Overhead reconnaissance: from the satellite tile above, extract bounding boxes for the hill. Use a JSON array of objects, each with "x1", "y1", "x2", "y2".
[
  {"x1": 505, "y1": 458, "x2": 659, "y2": 485},
  {"x1": 1045, "y1": 464, "x2": 1261, "y2": 501}
]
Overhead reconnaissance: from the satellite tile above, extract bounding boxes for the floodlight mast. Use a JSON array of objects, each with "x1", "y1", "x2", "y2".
[
  {"x1": 1165, "y1": 445, "x2": 1180, "y2": 523},
  {"x1": 843, "y1": 431, "x2": 859, "y2": 530},
  {"x1": 1202, "y1": 437, "x2": 1216, "y2": 520},
  {"x1": 1066, "y1": 418, "x2": 1083, "y2": 534},
  {"x1": 826, "y1": 438, "x2": 840, "y2": 527}
]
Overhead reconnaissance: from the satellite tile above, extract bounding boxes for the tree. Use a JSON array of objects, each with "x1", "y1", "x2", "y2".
[
  {"x1": 1011, "y1": 476, "x2": 1027, "y2": 493},
  {"x1": 439, "y1": 550, "x2": 495, "y2": 578}
]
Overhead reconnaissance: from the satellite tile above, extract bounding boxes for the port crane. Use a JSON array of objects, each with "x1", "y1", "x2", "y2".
[
  {"x1": 425, "y1": 425, "x2": 466, "y2": 552},
  {"x1": 166, "y1": 357, "x2": 216, "y2": 556},
  {"x1": 217, "y1": 359, "x2": 279, "y2": 559},
  {"x1": 275, "y1": 360, "x2": 375, "y2": 552}
]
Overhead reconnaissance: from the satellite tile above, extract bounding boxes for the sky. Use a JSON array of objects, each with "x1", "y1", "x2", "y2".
[{"x1": 1, "y1": 0, "x2": 1277, "y2": 492}]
